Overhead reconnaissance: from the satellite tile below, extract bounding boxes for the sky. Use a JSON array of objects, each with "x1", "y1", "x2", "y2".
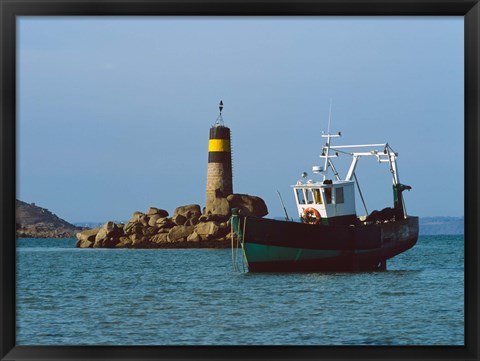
[{"x1": 17, "y1": 16, "x2": 464, "y2": 223}]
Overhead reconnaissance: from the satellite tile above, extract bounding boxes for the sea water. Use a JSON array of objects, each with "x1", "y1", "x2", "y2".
[{"x1": 15, "y1": 235, "x2": 464, "y2": 345}]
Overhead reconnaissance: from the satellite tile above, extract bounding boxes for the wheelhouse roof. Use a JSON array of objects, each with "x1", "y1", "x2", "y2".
[{"x1": 291, "y1": 180, "x2": 355, "y2": 188}]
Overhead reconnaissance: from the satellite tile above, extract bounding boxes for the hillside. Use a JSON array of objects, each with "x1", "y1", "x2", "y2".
[{"x1": 16, "y1": 199, "x2": 83, "y2": 238}]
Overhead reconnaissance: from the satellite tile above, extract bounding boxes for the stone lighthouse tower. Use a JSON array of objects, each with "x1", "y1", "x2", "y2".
[{"x1": 205, "y1": 100, "x2": 233, "y2": 212}]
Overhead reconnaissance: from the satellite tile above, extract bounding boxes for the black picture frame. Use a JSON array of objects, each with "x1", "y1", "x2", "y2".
[{"x1": 1, "y1": 1, "x2": 478, "y2": 360}]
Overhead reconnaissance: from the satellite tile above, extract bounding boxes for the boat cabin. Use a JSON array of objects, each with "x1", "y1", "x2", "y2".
[
  {"x1": 289, "y1": 127, "x2": 410, "y2": 226},
  {"x1": 293, "y1": 179, "x2": 356, "y2": 226}
]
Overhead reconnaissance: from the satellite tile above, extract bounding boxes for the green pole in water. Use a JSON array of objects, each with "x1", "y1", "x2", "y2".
[
  {"x1": 230, "y1": 208, "x2": 242, "y2": 239},
  {"x1": 230, "y1": 208, "x2": 248, "y2": 272}
]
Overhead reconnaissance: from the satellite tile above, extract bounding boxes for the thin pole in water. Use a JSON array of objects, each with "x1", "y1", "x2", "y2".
[{"x1": 230, "y1": 221, "x2": 236, "y2": 272}]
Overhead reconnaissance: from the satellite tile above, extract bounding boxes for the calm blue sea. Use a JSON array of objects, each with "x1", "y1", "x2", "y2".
[{"x1": 16, "y1": 235, "x2": 464, "y2": 345}]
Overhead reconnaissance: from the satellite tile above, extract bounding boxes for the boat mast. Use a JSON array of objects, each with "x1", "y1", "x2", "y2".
[
  {"x1": 322, "y1": 100, "x2": 333, "y2": 179},
  {"x1": 332, "y1": 143, "x2": 411, "y2": 219},
  {"x1": 385, "y1": 144, "x2": 410, "y2": 218},
  {"x1": 319, "y1": 100, "x2": 341, "y2": 181}
]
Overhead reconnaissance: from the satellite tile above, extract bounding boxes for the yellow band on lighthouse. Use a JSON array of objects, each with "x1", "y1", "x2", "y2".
[{"x1": 208, "y1": 139, "x2": 231, "y2": 152}]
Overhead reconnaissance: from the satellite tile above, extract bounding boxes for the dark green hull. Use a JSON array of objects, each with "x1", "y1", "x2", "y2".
[{"x1": 237, "y1": 216, "x2": 418, "y2": 272}]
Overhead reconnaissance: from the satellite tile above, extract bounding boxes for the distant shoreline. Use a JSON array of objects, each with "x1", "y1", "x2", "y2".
[{"x1": 17, "y1": 218, "x2": 465, "y2": 240}]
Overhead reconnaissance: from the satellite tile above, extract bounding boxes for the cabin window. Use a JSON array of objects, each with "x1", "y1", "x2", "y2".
[
  {"x1": 325, "y1": 187, "x2": 332, "y2": 204},
  {"x1": 296, "y1": 189, "x2": 305, "y2": 204},
  {"x1": 313, "y1": 188, "x2": 322, "y2": 204},
  {"x1": 306, "y1": 189, "x2": 313, "y2": 204},
  {"x1": 336, "y1": 187, "x2": 344, "y2": 204}
]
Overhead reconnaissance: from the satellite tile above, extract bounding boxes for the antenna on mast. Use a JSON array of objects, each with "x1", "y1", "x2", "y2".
[
  {"x1": 327, "y1": 98, "x2": 333, "y2": 136},
  {"x1": 319, "y1": 99, "x2": 341, "y2": 180}
]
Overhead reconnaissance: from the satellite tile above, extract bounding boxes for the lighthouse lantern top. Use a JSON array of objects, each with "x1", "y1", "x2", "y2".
[{"x1": 214, "y1": 100, "x2": 225, "y2": 127}]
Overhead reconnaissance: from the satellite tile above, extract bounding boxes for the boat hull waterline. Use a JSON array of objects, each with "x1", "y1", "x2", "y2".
[{"x1": 238, "y1": 216, "x2": 419, "y2": 272}]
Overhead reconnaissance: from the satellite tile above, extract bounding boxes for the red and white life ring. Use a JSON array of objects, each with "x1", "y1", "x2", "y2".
[{"x1": 303, "y1": 207, "x2": 321, "y2": 225}]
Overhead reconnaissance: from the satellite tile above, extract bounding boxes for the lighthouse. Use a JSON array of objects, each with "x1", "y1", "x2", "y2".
[{"x1": 205, "y1": 100, "x2": 233, "y2": 211}]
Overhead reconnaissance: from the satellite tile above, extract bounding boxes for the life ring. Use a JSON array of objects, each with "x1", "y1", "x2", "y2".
[{"x1": 303, "y1": 207, "x2": 321, "y2": 225}]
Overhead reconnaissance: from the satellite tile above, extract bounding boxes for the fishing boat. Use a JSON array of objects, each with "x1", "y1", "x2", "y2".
[{"x1": 231, "y1": 129, "x2": 418, "y2": 272}]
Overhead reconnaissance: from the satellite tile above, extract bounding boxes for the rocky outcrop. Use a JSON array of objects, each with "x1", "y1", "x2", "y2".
[
  {"x1": 204, "y1": 190, "x2": 231, "y2": 219},
  {"x1": 16, "y1": 199, "x2": 84, "y2": 238},
  {"x1": 226, "y1": 194, "x2": 268, "y2": 217},
  {"x1": 75, "y1": 194, "x2": 268, "y2": 249},
  {"x1": 76, "y1": 227, "x2": 100, "y2": 248}
]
